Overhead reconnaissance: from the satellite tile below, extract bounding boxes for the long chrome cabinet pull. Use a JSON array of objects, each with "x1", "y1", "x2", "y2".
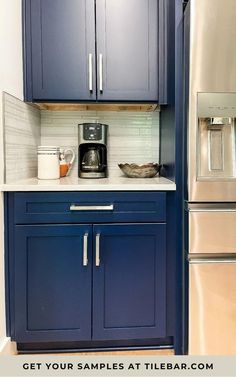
[
  {"x1": 83, "y1": 233, "x2": 88, "y2": 266},
  {"x1": 99, "y1": 53, "x2": 103, "y2": 92},
  {"x1": 70, "y1": 204, "x2": 114, "y2": 211},
  {"x1": 88, "y1": 53, "x2": 93, "y2": 91},
  {"x1": 96, "y1": 233, "x2": 100, "y2": 267}
]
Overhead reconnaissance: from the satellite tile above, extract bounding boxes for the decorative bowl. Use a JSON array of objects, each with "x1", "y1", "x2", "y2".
[{"x1": 118, "y1": 163, "x2": 160, "y2": 178}]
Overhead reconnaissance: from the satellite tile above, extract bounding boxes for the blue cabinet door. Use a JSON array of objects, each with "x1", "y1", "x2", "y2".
[
  {"x1": 92, "y1": 224, "x2": 166, "y2": 340},
  {"x1": 24, "y1": 0, "x2": 163, "y2": 102},
  {"x1": 96, "y1": 0, "x2": 159, "y2": 101},
  {"x1": 30, "y1": 0, "x2": 96, "y2": 100},
  {"x1": 14, "y1": 225, "x2": 92, "y2": 342}
]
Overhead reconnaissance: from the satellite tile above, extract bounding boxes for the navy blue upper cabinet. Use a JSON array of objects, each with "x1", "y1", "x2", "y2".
[
  {"x1": 27, "y1": 0, "x2": 96, "y2": 101},
  {"x1": 23, "y1": 0, "x2": 168, "y2": 102},
  {"x1": 14, "y1": 225, "x2": 92, "y2": 342},
  {"x1": 96, "y1": 0, "x2": 158, "y2": 101},
  {"x1": 93, "y1": 224, "x2": 166, "y2": 340}
]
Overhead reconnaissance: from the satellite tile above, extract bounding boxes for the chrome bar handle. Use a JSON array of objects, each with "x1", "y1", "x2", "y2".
[
  {"x1": 70, "y1": 204, "x2": 114, "y2": 211},
  {"x1": 95, "y1": 233, "x2": 100, "y2": 267},
  {"x1": 189, "y1": 258, "x2": 236, "y2": 264},
  {"x1": 83, "y1": 233, "x2": 88, "y2": 266},
  {"x1": 89, "y1": 53, "x2": 93, "y2": 91},
  {"x1": 189, "y1": 209, "x2": 236, "y2": 213},
  {"x1": 99, "y1": 53, "x2": 103, "y2": 92}
]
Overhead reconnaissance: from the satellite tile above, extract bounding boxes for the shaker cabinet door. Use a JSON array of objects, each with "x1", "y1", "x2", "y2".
[
  {"x1": 24, "y1": 0, "x2": 164, "y2": 102},
  {"x1": 96, "y1": 0, "x2": 159, "y2": 101},
  {"x1": 30, "y1": 0, "x2": 96, "y2": 100},
  {"x1": 14, "y1": 225, "x2": 92, "y2": 342},
  {"x1": 92, "y1": 224, "x2": 166, "y2": 340}
]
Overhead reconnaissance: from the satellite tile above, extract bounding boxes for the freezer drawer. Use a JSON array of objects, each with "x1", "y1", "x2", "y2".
[
  {"x1": 189, "y1": 210, "x2": 236, "y2": 253},
  {"x1": 189, "y1": 261, "x2": 236, "y2": 355}
]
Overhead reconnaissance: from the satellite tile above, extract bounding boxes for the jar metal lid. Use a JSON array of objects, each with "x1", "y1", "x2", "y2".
[
  {"x1": 38, "y1": 145, "x2": 59, "y2": 150},
  {"x1": 37, "y1": 151, "x2": 59, "y2": 154}
]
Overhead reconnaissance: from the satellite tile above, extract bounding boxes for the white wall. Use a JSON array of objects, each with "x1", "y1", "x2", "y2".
[
  {"x1": 0, "y1": 0, "x2": 23, "y2": 348},
  {"x1": 0, "y1": 1, "x2": 23, "y2": 101}
]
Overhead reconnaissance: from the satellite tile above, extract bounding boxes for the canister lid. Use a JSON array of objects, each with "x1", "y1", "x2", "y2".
[
  {"x1": 38, "y1": 145, "x2": 60, "y2": 150},
  {"x1": 37, "y1": 146, "x2": 60, "y2": 154}
]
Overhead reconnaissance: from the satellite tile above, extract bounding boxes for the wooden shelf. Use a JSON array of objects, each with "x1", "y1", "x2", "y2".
[{"x1": 33, "y1": 103, "x2": 160, "y2": 112}]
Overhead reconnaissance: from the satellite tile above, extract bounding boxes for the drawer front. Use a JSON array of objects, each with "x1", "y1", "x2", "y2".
[
  {"x1": 189, "y1": 210, "x2": 236, "y2": 254},
  {"x1": 13, "y1": 192, "x2": 166, "y2": 224},
  {"x1": 189, "y1": 262, "x2": 236, "y2": 355}
]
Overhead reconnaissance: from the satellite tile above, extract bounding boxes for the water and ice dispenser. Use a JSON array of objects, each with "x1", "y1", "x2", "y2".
[{"x1": 197, "y1": 93, "x2": 236, "y2": 180}]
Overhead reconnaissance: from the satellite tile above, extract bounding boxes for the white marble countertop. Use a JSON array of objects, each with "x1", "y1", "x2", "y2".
[{"x1": 1, "y1": 176, "x2": 176, "y2": 191}]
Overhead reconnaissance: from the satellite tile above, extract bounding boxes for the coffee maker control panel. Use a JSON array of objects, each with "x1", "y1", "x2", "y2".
[
  {"x1": 83, "y1": 124, "x2": 102, "y2": 141},
  {"x1": 78, "y1": 123, "x2": 108, "y2": 178}
]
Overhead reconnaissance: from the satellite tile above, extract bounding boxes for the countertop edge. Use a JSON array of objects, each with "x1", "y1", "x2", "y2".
[
  {"x1": 0, "y1": 184, "x2": 176, "y2": 192},
  {"x1": 0, "y1": 176, "x2": 176, "y2": 192}
]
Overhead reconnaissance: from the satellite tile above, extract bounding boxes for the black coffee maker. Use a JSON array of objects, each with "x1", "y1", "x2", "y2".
[{"x1": 78, "y1": 123, "x2": 108, "y2": 178}]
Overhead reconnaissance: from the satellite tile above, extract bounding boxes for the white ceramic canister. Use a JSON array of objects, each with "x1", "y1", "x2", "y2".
[{"x1": 37, "y1": 146, "x2": 60, "y2": 179}]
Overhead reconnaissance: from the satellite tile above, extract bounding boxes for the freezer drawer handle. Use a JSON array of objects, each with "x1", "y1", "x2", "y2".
[
  {"x1": 96, "y1": 233, "x2": 100, "y2": 267},
  {"x1": 83, "y1": 233, "x2": 89, "y2": 266},
  {"x1": 189, "y1": 209, "x2": 236, "y2": 212},
  {"x1": 189, "y1": 258, "x2": 236, "y2": 264},
  {"x1": 70, "y1": 204, "x2": 114, "y2": 211}
]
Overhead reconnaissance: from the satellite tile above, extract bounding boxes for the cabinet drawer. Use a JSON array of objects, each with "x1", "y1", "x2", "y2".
[{"x1": 13, "y1": 192, "x2": 166, "y2": 224}]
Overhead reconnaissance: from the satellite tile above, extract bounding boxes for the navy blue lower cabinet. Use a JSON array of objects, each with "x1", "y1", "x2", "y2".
[
  {"x1": 8, "y1": 192, "x2": 168, "y2": 348},
  {"x1": 13, "y1": 223, "x2": 166, "y2": 343},
  {"x1": 93, "y1": 224, "x2": 166, "y2": 340},
  {"x1": 14, "y1": 225, "x2": 92, "y2": 343}
]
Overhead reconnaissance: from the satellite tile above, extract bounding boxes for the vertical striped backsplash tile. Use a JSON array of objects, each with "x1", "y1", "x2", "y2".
[
  {"x1": 3, "y1": 94, "x2": 160, "y2": 182},
  {"x1": 41, "y1": 110, "x2": 160, "y2": 177},
  {"x1": 3, "y1": 93, "x2": 41, "y2": 183}
]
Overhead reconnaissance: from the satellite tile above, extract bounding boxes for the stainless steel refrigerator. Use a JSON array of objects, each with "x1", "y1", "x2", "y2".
[{"x1": 185, "y1": 0, "x2": 236, "y2": 355}]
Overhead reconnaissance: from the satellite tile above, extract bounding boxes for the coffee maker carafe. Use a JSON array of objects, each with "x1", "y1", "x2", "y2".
[
  {"x1": 82, "y1": 147, "x2": 100, "y2": 168},
  {"x1": 78, "y1": 123, "x2": 108, "y2": 178}
]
